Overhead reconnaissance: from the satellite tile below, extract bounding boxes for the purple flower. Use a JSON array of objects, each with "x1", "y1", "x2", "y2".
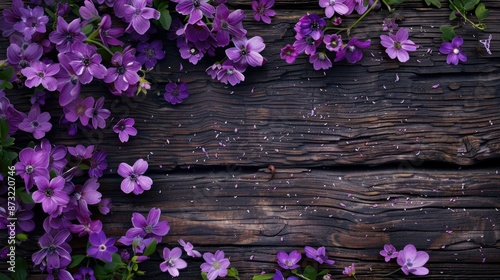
[
  {"x1": 118, "y1": 158, "x2": 153, "y2": 195},
  {"x1": 380, "y1": 28, "x2": 418, "y2": 63},
  {"x1": 6, "y1": 41, "x2": 43, "y2": 72},
  {"x1": 89, "y1": 149, "x2": 107, "y2": 178},
  {"x1": 113, "y1": 118, "x2": 137, "y2": 143},
  {"x1": 0, "y1": 200, "x2": 35, "y2": 233},
  {"x1": 293, "y1": 34, "x2": 321, "y2": 55},
  {"x1": 178, "y1": 41, "x2": 204, "y2": 65},
  {"x1": 160, "y1": 247, "x2": 188, "y2": 277},
  {"x1": 380, "y1": 244, "x2": 399, "y2": 262},
  {"x1": 175, "y1": 0, "x2": 215, "y2": 25},
  {"x1": 304, "y1": 246, "x2": 335, "y2": 265},
  {"x1": 68, "y1": 144, "x2": 94, "y2": 160},
  {"x1": 104, "y1": 47, "x2": 141, "y2": 92},
  {"x1": 136, "y1": 40, "x2": 165, "y2": 69},
  {"x1": 74, "y1": 267, "x2": 96, "y2": 280},
  {"x1": 18, "y1": 104, "x2": 52, "y2": 139},
  {"x1": 277, "y1": 250, "x2": 301, "y2": 270},
  {"x1": 252, "y1": 0, "x2": 276, "y2": 24},
  {"x1": 63, "y1": 96, "x2": 94, "y2": 125},
  {"x1": 68, "y1": 215, "x2": 103, "y2": 237},
  {"x1": 32, "y1": 230, "x2": 72, "y2": 269},
  {"x1": 226, "y1": 36, "x2": 266, "y2": 69},
  {"x1": 397, "y1": 244, "x2": 429, "y2": 276},
  {"x1": 85, "y1": 96, "x2": 110, "y2": 129},
  {"x1": 13, "y1": 6, "x2": 48, "y2": 41},
  {"x1": 126, "y1": 208, "x2": 170, "y2": 242},
  {"x1": 98, "y1": 198, "x2": 112, "y2": 215},
  {"x1": 280, "y1": 44, "x2": 298, "y2": 63},
  {"x1": 480, "y1": 34, "x2": 492, "y2": 55},
  {"x1": 99, "y1": 14, "x2": 125, "y2": 47},
  {"x1": 200, "y1": 250, "x2": 230, "y2": 280},
  {"x1": 73, "y1": 178, "x2": 102, "y2": 217},
  {"x1": 32, "y1": 176, "x2": 70, "y2": 216},
  {"x1": 178, "y1": 239, "x2": 202, "y2": 258},
  {"x1": 216, "y1": 64, "x2": 245, "y2": 86},
  {"x1": 87, "y1": 231, "x2": 118, "y2": 262},
  {"x1": 342, "y1": 263, "x2": 356, "y2": 276},
  {"x1": 118, "y1": 232, "x2": 154, "y2": 254},
  {"x1": 65, "y1": 42, "x2": 107, "y2": 84},
  {"x1": 14, "y1": 147, "x2": 49, "y2": 192},
  {"x1": 299, "y1": 14, "x2": 326, "y2": 41},
  {"x1": 79, "y1": 0, "x2": 99, "y2": 21},
  {"x1": 49, "y1": 16, "x2": 86, "y2": 53},
  {"x1": 319, "y1": 0, "x2": 349, "y2": 18},
  {"x1": 334, "y1": 37, "x2": 371, "y2": 63},
  {"x1": 323, "y1": 34, "x2": 342, "y2": 52},
  {"x1": 213, "y1": 4, "x2": 246, "y2": 47},
  {"x1": 0, "y1": 0, "x2": 24, "y2": 37},
  {"x1": 21, "y1": 61, "x2": 60, "y2": 91},
  {"x1": 35, "y1": 139, "x2": 67, "y2": 175},
  {"x1": 382, "y1": 17, "x2": 398, "y2": 32},
  {"x1": 123, "y1": 0, "x2": 160, "y2": 35},
  {"x1": 309, "y1": 52, "x2": 332, "y2": 70},
  {"x1": 273, "y1": 270, "x2": 298, "y2": 280},
  {"x1": 55, "y1": 55, "x2": 81, "y2": 107},
  {"x1": 439, "y1": 37, "x2": 467, "y2": 65},
  {"x1": 164, "y1": 82, "x2": 189, "y2": 105}
]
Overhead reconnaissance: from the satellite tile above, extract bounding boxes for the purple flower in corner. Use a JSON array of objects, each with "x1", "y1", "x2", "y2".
[
  {"x1": 252, "y1": 0, "x2": 276, "y2": 24},
  {"x1": 113, "y1": 118, "x2": 137, "y2": 143},
  {"x1": 13, "y1": 6, "x2": 49, "y2": 41},
  {"x1": 126, "y1": 208, "x2": 170, "y2": 242},
  {"x1": 122, "y1": 0, "x2": 160, "y2": 35},
  {"x1": 277, "y1": 250, "x2": 301, "y2": 270},
  {"x1": 380, "y1": 28, "x2": 418, "y2": 63},
  {"x1": 380, "y1": 244, "x2": 399, "y2": 262},
  {"x1": 21, "y1": 61, "x2": 60, "y2": 91},
  {"x1": 18, "y1": 104, "x2": 52, "y2": 139},
  {"x1": 439, "y1": 37, "x2": 467, "y2": 65},
  {"x1": 304, "y1": 246, "x2": 335, "y2": 265},
  {"x1": 342, "y1": 263, "x2": 356, "y2": 276},
  {"x1": 87, "y1": 231, "x2": 118, "y2": 262},
  {"x1": 85, "y1": 96, "x2": 110, "y2": 129},
  {"x1": 164, "y1": 82, "x2": 189, "y2": 105},
  {"x1": 160, "y1": 247, "x2": 188, "y2": 277},
  {"x1": 334, "y1": 37, "x2": 371, "y2": 64},
  {"x1": 397, "y1": 244, "x2": 429, "y2": 276},
  {"x1": 200, "y1": 250, "x2": 230, "y2": 280},
  {"x1": 118, "y1": 158, "x2": 153, "y2": 195}
]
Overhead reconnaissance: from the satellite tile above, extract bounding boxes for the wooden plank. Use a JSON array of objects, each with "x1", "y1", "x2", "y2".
[
  {"x1": 4, "y1": 1, "x2": 498, "y2": 170},
  {"x1": 85, "y1": 167, "x2": 499, "y2": 279}
]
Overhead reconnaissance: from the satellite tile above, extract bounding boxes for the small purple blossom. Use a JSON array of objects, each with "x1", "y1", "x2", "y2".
[
  {"x1": 323, "y1": 34, "x2": 342, "y2": 52},
  {"x1": 309, "y1": 52, "x2": 332, "y2": 70},
  {"x1": 334, "y1": 37, "x2": 371, "y2": 63},
  {"x1": 137, "y1": 40, "x2": 165, "y2": 69},
  {"x1": 31, "y1": 230, "x2": 72, "y2": 270},
  {"x1": 73, "y1": 178, "x2": 102, "y2": 217},
  {"x1": 126, "y1": 208, "x2": 170, "y2": 242},
  {"x1": 85, "y1": 96, "x2": 110, "y2": 129},
  {"x1": 32, "y1": 176, "x2": 70, "y2": 216},
  {"x1": 99, "y1": 14, "x2": 125, "y2": 47},
  {"x1": 178, "y1": 239, "x2": 202, "y2": 258},
  {"x1": 14, "y1": 147, "x2": 49, "y2": 192},
  {"x1": 216, "y1": 64, "x2": 245, "y2": 86},
  {"x1": 89, "y1": 149, "x2": 108, "y2": 178},
  {"x1": 213, "y1": 4, "x2": 246, "y2": 47},
  {"x1": 200, "y1": 250, "x2": 231, "y2": 280},
  {"x1": 68, "y1": 215, "x2": 103, "y2": 237},
  {"x1": 226, "y1": 36, "x2": 266, "y2": 69},
  {"x1": 63, "y1": 96, "x2": 94, "y2": 126},
  {"x1": 175, "y1": 0, "x2": 215, "y2": 25},
  {"x1": 280, "y1": 44, "x2": 298, "y2": 63},
  {"x1": 397, "y1": 244, "x2": 429, "y2": 276},
  {"x1": 68, "y1": 144, "x2": 94, "y2": 160},
  {"x1": 299, "y1": 14, "x2": 326, "y2": 41},
  {"x1": 273, "y1": 270, "x2": 299, "y2": 280},
  {"x1": 380, "y1": 28, "x2": 418, "y2": 63},
  {"x1": 49, "y1": 16, "x2": 86, "y2": 53},
  {"x1": 304, "y1": 246, "x2": 335, "y2": 265},
  {"x1": 382, "y1": 17, "x2": 398, "y2": 32},
  {"x1": 113, "y1": 118, "x2": 137, "y2": 143},
  {"x1": 122, "y1": 0, "x2": 160, "y2": 35},
  {"x1": 65, "y1": 42, "x2": 107, "y2": 84},
  {"x1": 439, "y1": 37, "x2": 467, "y2": 65},
  {"x1": 118, "y1": 158, "x2": 153, "y2": 195},
  {"x1": 277, "y1": 250, "x2": 301, "y2": 270},
  {"x1": 380, "y1": 244, "x2": 399, "y2": 262},
  {"x1": 319, "y1": 0, "x2": 349, "y2": 18},
  {"x1": 79, "y1": 0, "x2": 99, "y2": 21},
  {"x1": 342, "y1": 263, "x2": 356, "y2": 276},
  {"x1": 98, "y1": 198, "x2": 112, "y2": 215},
  {"x1": 13, "y1": 6, "x2": 49, "y2": 41},
  {"x1": 480, "y1": 34, "x2": 492, "y2": 55},
  {"x1": 164, "y1": 82, "x2": 189, "y2": 105},
  {"x1": 252, "y1": 0, "x2": 276, "y2": 24},
  {"x1": 104, "y1": 47, "x2": 141, "y2": 92},
  {"x1": 21, "y1": 61, "x2": 60, "y2": 91},
  {"x1": 87, "y1": 231, "x2": 118, "y2": 262},
  {"x1": 6, "y1": 41, "x2": 43, "y2": 72},
  {"x1": 18, "y1": 104, "x2": 52, "y2": 139},
  {"x1": 160, "y1": 247, "x2": 188, "y2": 277},
  {"x1": 74, "y1": 267, "x2": 96, "y2": 280}
]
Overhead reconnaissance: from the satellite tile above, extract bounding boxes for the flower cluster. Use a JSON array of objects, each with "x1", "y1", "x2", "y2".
[{"x1": 380, "y1": 243, "x2": 430, "y2": 276}]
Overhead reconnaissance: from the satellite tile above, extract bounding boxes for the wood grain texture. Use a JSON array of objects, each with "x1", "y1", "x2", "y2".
[{"x1": 1, "y1": 0, "x2": 500, "y2": 279}]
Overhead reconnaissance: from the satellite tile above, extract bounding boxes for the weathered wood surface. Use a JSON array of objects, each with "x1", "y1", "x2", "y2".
[{"x1": 1, "y1": 0, "x2": 500, "y2": 279}]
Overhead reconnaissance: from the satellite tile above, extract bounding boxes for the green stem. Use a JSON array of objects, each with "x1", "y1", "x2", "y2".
[
  {"x1": 291, "y1": 272, "x2": 312, "y2": 280},
  {"x1": 330, "y1": 0, "x2": 380, "y2": 36},
  {"x1": 353, "y1": 275, "x2": 358, "y2": 280},
  {"x1": 86, "y1": 28, "x2": 100, "y2": 41},
  {"x1": 380, "y1": 267, "x2": 401, "y2": 276},
  {"x1": 449, "y1": 2, "x2": 486, "y2": 30},
  {"x1": 84, "y1": 39, "x2": 115, "y2": 56}
]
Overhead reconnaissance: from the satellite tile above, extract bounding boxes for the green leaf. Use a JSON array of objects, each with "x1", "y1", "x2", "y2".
[
  {"x1": 317, "y1": 269, "x2": 330, "y2": 276},
  {"x1": 0, "y1": 66, "x2": 14, "y2": 81},
  {"x1": 440, "y1": 25, "x2": 456, "y2": 41},
  {"x1": 463, "y1": 0, "x2": 479, "y2": 11},
  {"x1": 475, "y1": 3, "x2": 489, "y2": 21},
  {"x1": 252, "y1": 273, "x2": 275, "y2": 280},
  {"x1": 69, "y1": 255, "x2": 87, "y2": 268},
  {"x1": 19, "y1": 190, "x2": 35, "y2": 204},
  {"x1": 227, "y1": 267, "x2": 239, "y2": 278},
  {"x1": 13, "y1": 257, "x2": 28, "y2": 280},
  {"x1": 16, "y1": 233, "x2": 28, "y2": 241},
  {"x1": 201, "y1": 272, "x2": 209, "y2": 280},
  {"x1": 449, "y1": 10, "x2": 457, "y2": 20},
  {"x1": 2, "y1": 137, "x2": 14, "y2": 148},
  {"x1": 159, "y1": 9, "x2": 172, "y2": 30},
  {"x1": 143, "y1": 238, "x2": 157, "y2": 256},
  {"x1": 81, "y1": 24, "x2": 94, "y2": 35},
  {"x1": 0, "y1": 272, "x2": 12, "y2": 280},
  {"x1": 383, "y1": 0, "x2": 403, "y2": 5},
  {"x1": 302, "y1": 265, "x2": 317, "y2": 280},
  {"x1": 424, "y1": 0, "x2": 441, "y2": 8},
  {"x1": 0, "y1": 119, "x2": 8, "y2": 139}
]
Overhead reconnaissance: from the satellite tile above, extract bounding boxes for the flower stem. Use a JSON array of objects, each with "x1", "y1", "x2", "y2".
[
  {"x1": 449, "y1": 2, "x2": 486, "y2": 30},
  {"x1": 84, "y1": 39, "x2": 115, "y2": 56},
  {"x1": 327, "y1": 0, "x2": 380, "y2": 36},
  {"x1": 380, "y1": 267, "x2": 402, "y2": 276}
]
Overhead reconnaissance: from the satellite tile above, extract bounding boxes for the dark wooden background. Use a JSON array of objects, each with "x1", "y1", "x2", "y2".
[{"x1": 2, "y1": 0, "x2": 500, "y2": 279}]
